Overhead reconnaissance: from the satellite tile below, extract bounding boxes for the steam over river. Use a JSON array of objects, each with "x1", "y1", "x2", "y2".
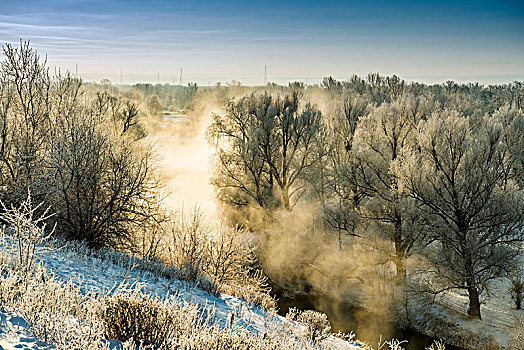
[
  {"x1": 151, "y1": 111, "x2": 217, "y2": 220},
  {"x1": 151, "y1": 111, "x2": 461, "y2": 350}
]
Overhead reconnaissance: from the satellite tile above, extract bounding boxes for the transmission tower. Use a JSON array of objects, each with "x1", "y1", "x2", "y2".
[
  {"x1": 180, "y1": 68, "x2": 183, "y2": 85},
  {"x1": 264, "y1": 65, "x2": 267, "y2": 85},
  {"x1": 120, "y1": 69, "x2": 123, "y2": 85}
]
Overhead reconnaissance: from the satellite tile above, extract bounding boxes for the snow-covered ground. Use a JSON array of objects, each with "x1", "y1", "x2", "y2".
[
  {"x1": 0, "y1": 238, "x2": 363, "y2": 350},
  {"x1": 405, "y1": 256, "x2": 524, "y2": 349},
  {"x1": 0, "y1": 310, "x2": 54, "y2": 350},
  {"x1": 422, "y1": 276, "x2": 523, "y2": 348}
]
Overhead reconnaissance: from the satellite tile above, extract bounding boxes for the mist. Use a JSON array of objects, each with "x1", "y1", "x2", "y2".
[{"x1": 146, "y1": 101, "x2": 222, "y2": 222}]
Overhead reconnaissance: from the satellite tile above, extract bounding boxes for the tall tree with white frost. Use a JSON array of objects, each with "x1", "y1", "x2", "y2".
[
  {"x1": 394, "y1": 110, "x2": 524, "y2": 319},
  {"x1": 323, "y1": 94, "x2": 369, "y2": 247},
  {"x1": 350, "y1": 95, "x2": 433, "y2": 283}
]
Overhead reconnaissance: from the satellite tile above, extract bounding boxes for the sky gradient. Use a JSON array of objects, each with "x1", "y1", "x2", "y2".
[{"x1": 1, "y1": 0, "x2": 523, "y2": 85}]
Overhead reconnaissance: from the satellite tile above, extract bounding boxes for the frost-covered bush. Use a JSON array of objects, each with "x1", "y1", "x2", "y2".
[
  {"x1": 381, "y1": 339, "x2": 407, "y2": 350},
  {"x1": 0, "y1": 260, "x2": 107, "y2": 347},
  {"x1": 221, "y1": 269, "x2": 277, "y2": 311},
  {"x1": 103, "y1": 293, "x2": 175, "y2": 348},
  {"x1": 165, "y1": 207, "x2": 208, "y2": 275},
  {"x1": 286, "y1": 307, "x2": 331, "y2": 342},
  {"x1": 0, "y1": 193, "x2": 54, "y2": 278},
  {"x1": 425, "y1": 340, "x2": 446, "y2": 350},
  {"x1": 163, "y1": 208, "x2": 274, "y2": 306},
  {"x1": 206, "y1": 225, "x2": 255, "y2": 285}
]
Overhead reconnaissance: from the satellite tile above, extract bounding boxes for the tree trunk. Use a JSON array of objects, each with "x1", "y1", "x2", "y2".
[
  {"x1": 462, "y1": 237, "x2": 482, "y2": 319},
  {"x1": 394, "y1": 254, "x2": 406, "y2": 285},
  {"x1": 281, "y1": 186, "x2": 291, "y2": 211},
  {"x1": 467, "y1": 285, "x2": 482, "y2": 319},
  {"x1": 393, "y1": 217, "x2": 406, "y2": 285}
]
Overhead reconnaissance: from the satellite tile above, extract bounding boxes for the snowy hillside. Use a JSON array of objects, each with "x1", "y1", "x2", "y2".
[{"x1": 0, "y1": 235, "x2": 363, "y2": 350}]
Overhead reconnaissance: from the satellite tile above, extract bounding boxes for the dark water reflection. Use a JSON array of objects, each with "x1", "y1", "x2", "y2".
[{"x1": 274, "y1": 292, "x2": 462, "y2": 350}]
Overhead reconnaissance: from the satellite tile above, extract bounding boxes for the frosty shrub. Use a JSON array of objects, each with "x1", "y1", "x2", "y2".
[
  {"x1": 220, "y1": 269, "x2": 277, "y2": 311},
  {"x1": 17, "y1": 268, "x2": 105, "y2": 346},
  {"x1": 206, "y1": 225, "x2": 255, "y2": 285},
  {"x1": 103, "y1": 293, "x2": 175, "y2": 348},
  {"x1": 286, "y1": 307, "x2": 331, "y2": 342},
  {"x1": 100, "y1": 289, "x2": 336, "y2": 350},
  {"x1": 379, "y1": 339, "x2": 407, "y2": 350},
  {"x1": 0, "y1": 193, "x2": 54, "y2": 279},
  {"x1": 425, "y1": 340, "x2": 446, "y2": 350},
  {"x1": 164, "y1": 209, "x2": 274, "y2": 305},
  {"x1": 165, "y1": 207, "x2": 208, "y2": 277},
  {"x1": 177, "y1": 262, "x2": 220, "y2": 297},
  {"x1": 0, "y1": 258, "x2": 107, "y2": 347}
]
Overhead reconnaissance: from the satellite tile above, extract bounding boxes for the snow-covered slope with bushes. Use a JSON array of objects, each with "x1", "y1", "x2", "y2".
[{"x1": 0, "y1": 236, "x2": 363, "y2": 350}]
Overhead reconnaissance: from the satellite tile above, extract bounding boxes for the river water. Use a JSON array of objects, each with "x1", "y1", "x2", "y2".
[{"x1": 274, "y1": 290, "x2": 462, "y2": 350}]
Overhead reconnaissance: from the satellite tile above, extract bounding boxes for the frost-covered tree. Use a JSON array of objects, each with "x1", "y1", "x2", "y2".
[
  {"x1": 177, "y1": 82, "x2": 198, "y2": 108},
  {"x1": 145, "y1": 94, "x2": 162, "y2": 118},
  {"x1": 323, "y1": 94, "x2": 369, "y2": 246},
  {"x1": 349, "y1": 95, "x2": 434, "y2": 283},
  {"x1": 0, "y1": 41, "x2": 52, "y2": 205},
  {"x1": 208, "y1": 92, "x2": 325, "y2": 212},
  {"x1": 0, "y1": 41, "x2": 163, "y2": 249},
  {"x1": 366, "y1": 73, "x2": 406, "y2": 105},
  {"x1": 395, "y1": 110, "x2": 524, "y2": 319},
  {"x1": 494, "y1": 106, "x2": 524, "y2": 186},
  {"x1": 48, "y1": 108, "x2": 162, "y2": 249}
]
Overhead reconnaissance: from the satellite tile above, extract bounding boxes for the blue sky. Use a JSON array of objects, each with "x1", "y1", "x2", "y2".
[{"x1": 1, "y1": 0, "x2": 523, "y2": 85}]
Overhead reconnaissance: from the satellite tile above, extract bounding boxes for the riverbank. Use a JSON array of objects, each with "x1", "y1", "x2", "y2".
[{"x1": 271, "y1": 285, "x2": 462, "y2": 350}]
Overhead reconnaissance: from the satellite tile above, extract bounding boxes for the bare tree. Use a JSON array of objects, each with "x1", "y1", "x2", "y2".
[
  {"x1": 120, "y1": 99, "x2": 139, "y2": 134},
  {"x1": 322, "y1": 94, "x2": 369, "y2": 247},
  {"x1": 208, "y1": 92, "x2": 325, "y2": 212},
  {"x1": 47, "y1": 93, "x2": 164, "y2": 248},
  {"x1": 0, "y1": 41, "x2": 164, "y2": 249},
  {"x1": 0, "y1": 41, "x2": 51, "y2": 205},
  {"x1": 366, "y1": 73, "x2": 406, "y2": 105},
  {"x1": 508, "y1": 273, "x2": 524, "y2": 310}
]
